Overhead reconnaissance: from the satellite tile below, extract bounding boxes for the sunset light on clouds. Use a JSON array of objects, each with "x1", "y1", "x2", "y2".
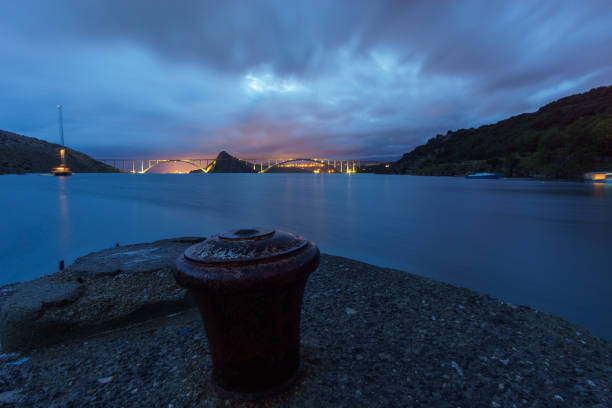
[{"x1": 1, "y1": 0, "x2": 612, "y2": 159}]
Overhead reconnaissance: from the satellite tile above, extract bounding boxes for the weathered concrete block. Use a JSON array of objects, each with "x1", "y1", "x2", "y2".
[
  {"x1": 66, "y1": 237, "x2": 205, "y2": 278},
  {"x1": 0, "y1": 279, "x2": 84, "y2": 351},
  {"x1": 0, "y1": 237, "x2": 204, "y2": 352}
]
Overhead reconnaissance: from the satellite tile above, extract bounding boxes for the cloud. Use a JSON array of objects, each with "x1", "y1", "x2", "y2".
[{"x1": 1, "y1": 0, "x2": 611, "y2": 159}]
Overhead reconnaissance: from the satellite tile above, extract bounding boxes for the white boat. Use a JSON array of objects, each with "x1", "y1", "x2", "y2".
[{"x1": 465, "y1": 172, "x2": 501, "y2": 179}]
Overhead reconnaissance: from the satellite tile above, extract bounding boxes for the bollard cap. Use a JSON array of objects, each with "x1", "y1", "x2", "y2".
[
  {"x1": 174, "y1": 228, "x2": 319, "y2": 293},
  {"x1": 184, "y1": 228, "x2": 307, "y2": 265}
]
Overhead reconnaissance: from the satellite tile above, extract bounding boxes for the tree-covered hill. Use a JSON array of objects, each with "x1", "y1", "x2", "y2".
[
  {"x1": 367, "y1": 85, "x2": 612, "y2": 179},
  {"x1": 0, "y1": 129, "x2": 117, "y2": 174}
]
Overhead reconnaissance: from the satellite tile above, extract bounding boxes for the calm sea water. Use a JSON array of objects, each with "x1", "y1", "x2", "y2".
[{"x1": 1, "y1": 174, "x2": 611, "y2": 338}]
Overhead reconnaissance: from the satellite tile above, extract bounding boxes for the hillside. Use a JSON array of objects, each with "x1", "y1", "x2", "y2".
[
  {"x1": 367, "y1": 86, "x2": 612, "y2": 179},
  {"x1": 0, "y1": 129, "x2": 117, "y2": 174},
  {"x1": 207, "y1": 151, "x2": 257, "y2": 173}
]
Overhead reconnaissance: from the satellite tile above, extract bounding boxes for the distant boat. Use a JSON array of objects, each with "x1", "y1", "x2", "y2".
[
  {"x1": 52, "y1": 147, "x2": 72, "y2": 177},
  {"x1": 584, "y1": 172, "x2": 612, "y2": 183},
  {"x1": 52, "y1": 105, "x2": 72, "y2": 176},
  {"x1": 52, "y1": 168, "x2": 72, "y2": 176},
  {"x1": 52, "y1": 162, "x2": 72, "y2": 177},
  {"x1": 465, "y1": 172, "x2": 501, "y2": 179}
]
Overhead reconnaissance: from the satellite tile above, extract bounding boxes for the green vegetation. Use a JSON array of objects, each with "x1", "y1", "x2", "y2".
[
  {"x1": 0, "y1": 129, "x2": 117, "y2": 174},
  {"x1": 365, "y1": 86, "x2": 612, "y2": 179}
]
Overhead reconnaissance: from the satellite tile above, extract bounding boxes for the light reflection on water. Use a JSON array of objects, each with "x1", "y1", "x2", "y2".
[
  {"x1": 58, "y1": 177, "x2": 71, "y2": 246},
  {"x1": 0, "y1": 174, "x2": 611, "y2": 338}
]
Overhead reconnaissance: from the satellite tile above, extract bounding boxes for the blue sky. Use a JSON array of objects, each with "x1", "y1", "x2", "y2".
[{"x1": 1, "y1": 0, "x2": 611, "y2": 160}]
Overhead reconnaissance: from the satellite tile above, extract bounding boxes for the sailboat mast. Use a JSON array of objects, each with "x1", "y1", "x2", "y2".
[{"x1": 57, "y1": 104, "x2": 64, "y2": 146}]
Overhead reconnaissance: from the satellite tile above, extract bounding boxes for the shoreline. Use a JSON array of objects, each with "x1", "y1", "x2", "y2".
[
  {"x1": 0, "y1": 239, "x2": 610, "y2": 406},
  {"x1": 0, "y1": 171, "x2": 598, "y2": 183}
]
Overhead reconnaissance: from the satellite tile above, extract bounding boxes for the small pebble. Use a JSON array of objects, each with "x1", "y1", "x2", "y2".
[
  {"x1": 7, "y1": 357, "x2": 29, "y2": 366},
  {"x1": 98, "y1": 376, "x2": 113, "y2": 384},
  {"x1": 0, "y1": 391, "x2": 19, "y2": 404},
  {"x1": 451, "y1": 361, "x2": 463, "y2": 377}
]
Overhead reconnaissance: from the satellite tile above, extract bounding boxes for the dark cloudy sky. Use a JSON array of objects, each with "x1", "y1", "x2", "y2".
[{"x1": 1, "y1": 1, "x2": 612, "y2": 159}]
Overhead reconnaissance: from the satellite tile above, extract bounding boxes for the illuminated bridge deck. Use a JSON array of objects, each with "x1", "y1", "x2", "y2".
[{"x1": 97, "y1": 157, "x2": 380, "y2": 174}]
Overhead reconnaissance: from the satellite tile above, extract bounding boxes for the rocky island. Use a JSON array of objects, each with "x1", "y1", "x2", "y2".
[
  {"x1": 202, "y1": 151, "x2": 257, "y2": 173},
  {"x1": 191, "y1": 151, "x2": 311, "y2": 174},
  {"x1": 0, "y1": 238, "x2": 610, "y2": 407}
]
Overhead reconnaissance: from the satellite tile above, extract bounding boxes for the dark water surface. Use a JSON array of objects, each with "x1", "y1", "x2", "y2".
[{"x1": 1, "y1": 174, "x2": 611, "y2": 338}]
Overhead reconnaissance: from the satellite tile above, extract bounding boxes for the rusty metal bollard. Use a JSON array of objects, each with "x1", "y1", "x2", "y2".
[{"x1": 173, "y1": 228, "x2": 319, "y2": 399}]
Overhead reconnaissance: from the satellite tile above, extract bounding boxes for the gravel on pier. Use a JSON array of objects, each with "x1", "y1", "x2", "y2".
[{"x1": 1, "y1": 254, "x2": 610, "y2": 407}]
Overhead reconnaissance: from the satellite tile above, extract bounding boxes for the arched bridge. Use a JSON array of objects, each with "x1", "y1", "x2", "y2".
[
  {"x1": 98, "y1": 158, "x2": 215, "y2": 174},
  {"x1": 258, "y1": 158, "x2": 355, "y2": 173},
  {"x1": 98, "y1": 157, "x2": 375, "y2": 174}
]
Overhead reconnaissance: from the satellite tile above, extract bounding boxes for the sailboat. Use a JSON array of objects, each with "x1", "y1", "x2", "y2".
[{"x1": 52, "y1": 105, "x2": 72, "y2": 176}]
